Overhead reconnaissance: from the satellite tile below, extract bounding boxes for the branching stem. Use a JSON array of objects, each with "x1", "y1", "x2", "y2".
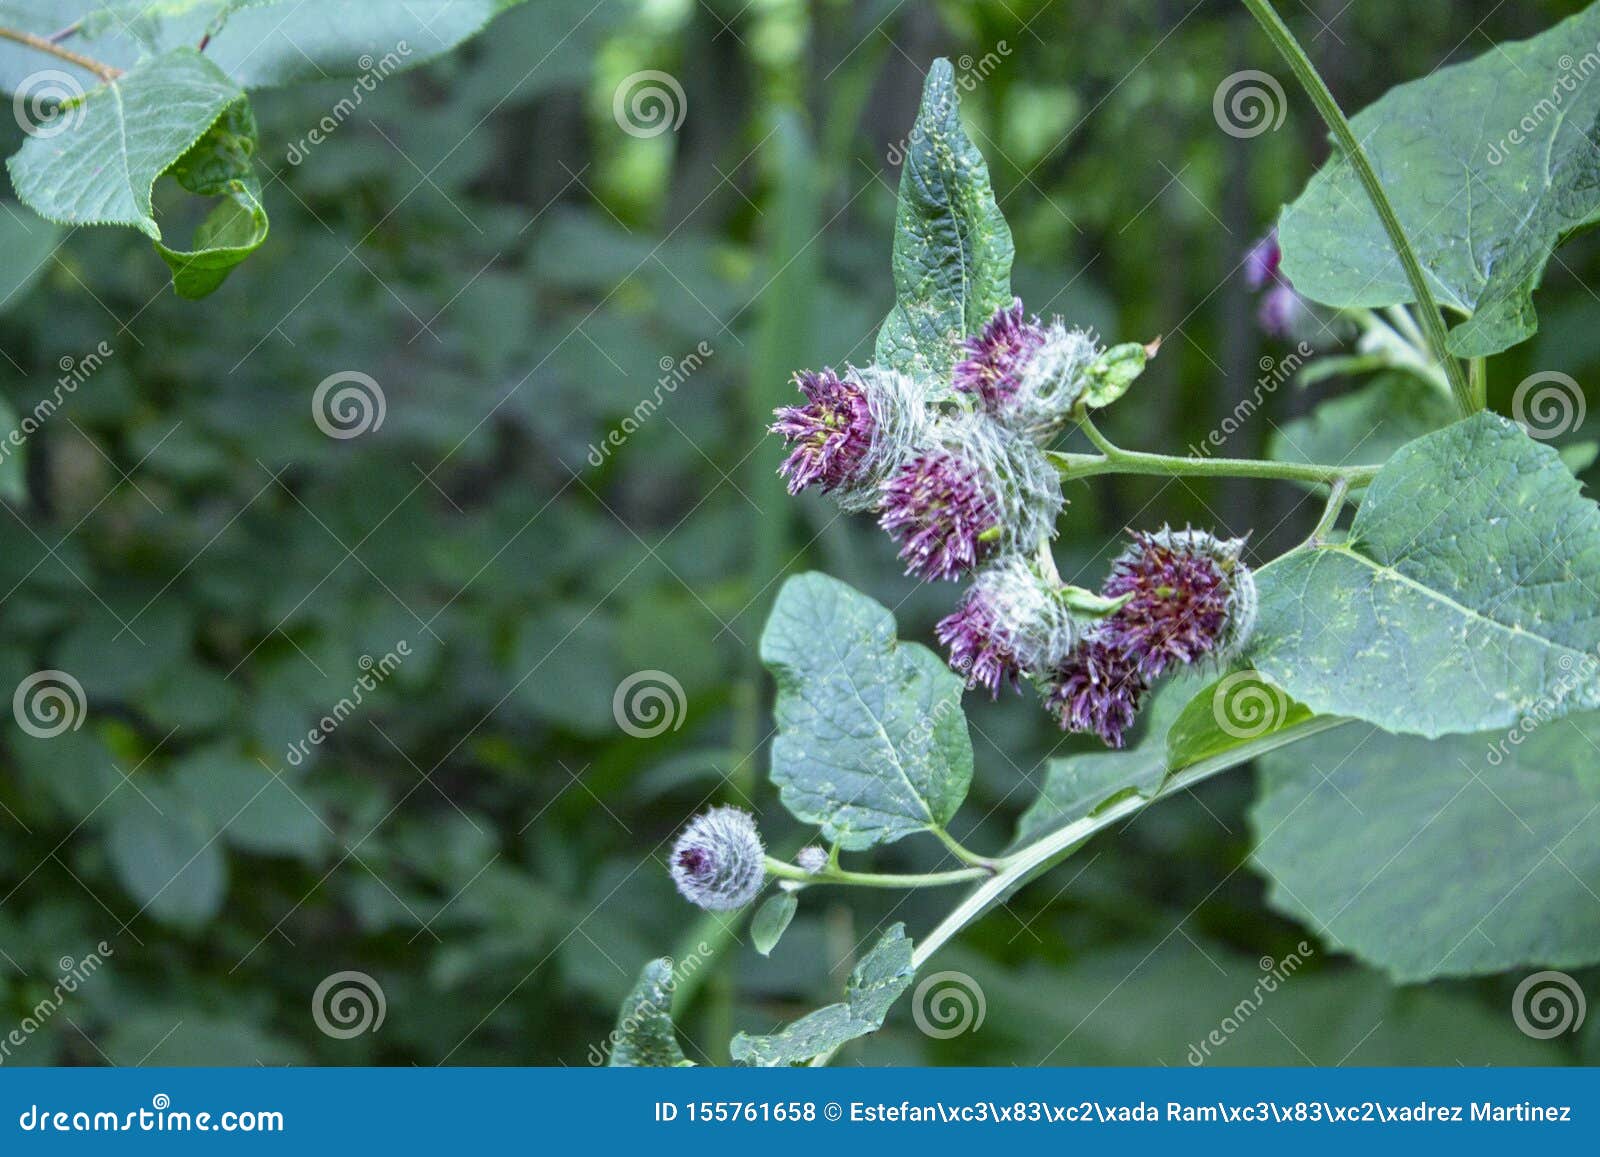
[
  {"x1": 1240, "y1": 0, "x2": 1474, "y2": 417},
  {"x1": 764, "y1": 855, "x2": 990, "y2": 890},
  {"x1": 0, "y1": 24, "x2": 121, "y2": 81}
]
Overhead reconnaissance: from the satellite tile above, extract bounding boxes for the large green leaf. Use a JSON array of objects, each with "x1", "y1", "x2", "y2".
[
  {"x1": 606, "y1": 958, "x2": 693, "y2": 1067},
  {"x1": 0, "y1": 2, "x2": 532, "y2": 93},
  {"x1": 0, "y1": 203, "x2": 61, "y2": 312},
  {"x1": 730, "y1": 924, "x2": 914, "y2": 1066},
  {"x1": 1279, "y1": 3, "x2": 1600, "y2": 357},
  {"x1": 874, "y1": 58, "x2": 1014, "y2": 384},
  {"x1": 105, "y1": 790, "x2": 227, "y2": 928},
  {"x1": 1252, "y1": 414, "x2": 1600, "y2": 737},
  {"x1": 1253, "y1": 714, "x2": 1600, "y2": 980},
  {"x1": 761, "y1": 573, "x2": 973, "y2": 850}
]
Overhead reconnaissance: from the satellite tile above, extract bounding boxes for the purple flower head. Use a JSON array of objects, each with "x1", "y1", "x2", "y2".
[
  {"x1": 772, "y1": 368, "x2": 875, "y2": 495},
  {"x1": 1097, "y1": 528, "x2": 1255, "y2": 678},
  {"x1": 954, "y1": 298, "x2": 1048, "y2": 413},
  {"x1": 937, "y1": 584, "x2": 1023, "y2": 698},
  {"x1": 1257, "y1": 284, "x2": 1306, "y2": 339},
  {"x1": 670, "y1": 806, "x2": 766, "y2": 911},
  {"x1": 1044, "y1": 640, "x2": 1149, "y2": 748},
  {"x1": 880, "y1": 447, "x2": 1001, "y2": 582},
  {"x1": 1244, "y1": 230, "x2": 1283, "y2": 290}
]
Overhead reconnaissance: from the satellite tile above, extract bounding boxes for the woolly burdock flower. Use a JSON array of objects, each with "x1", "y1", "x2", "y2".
[
  {"x1": 772, "y1": 368, "x2": 873, "y2": 495},
  {"x1": 1098, "y1": 527, "x2": 1257, "y2": 678},
  {"x1": 772, "y1": 365, "x2": 930, "y2": 511},
  {"x1": 670, "y1": 806, "x2": 766, "y2": 911},
  {"x1": 881, "y1": 417, "x2": 1063, "y2": 582},
  {"x1": 954, "y1": 298, "x2": 1047, "y2": 412},
  {"x1": 1044, "y1": 640, "x2": 1149, "y2": 749},
  {"x1": 936, "y1": 555, "x2": 1081, "y2": 697}
]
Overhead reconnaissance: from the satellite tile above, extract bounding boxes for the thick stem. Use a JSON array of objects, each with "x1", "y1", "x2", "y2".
[
  {"x1": 0, "y1": 25, "x2": 121, "y2": 81},
  {"x1": 764, "y1": 856, "x2": 990, "y2": 890},
  {"x1": 807, "y1": 714, "x2": 1352, "y2": 1066},
  {"x1": 1056, "y1": 415, "x2": 1379, "y2": 487},
  {"x1": 1240, "y1": 0, "x2": 1474, "y2": 417}
]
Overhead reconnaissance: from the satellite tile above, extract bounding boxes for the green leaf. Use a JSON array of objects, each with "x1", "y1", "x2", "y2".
[
  {"x1": 0, "y1": 203, "x2": 60, "y2": 312},
  {"x1": 731, "y1": 923, "x2": 914, "y2": 1066},
  {"x1": 874, "y1": 58, "x2": 1014, "y2": 385},
  {"x1": 0, "y1": 2, "x2": 532, "y2": 92},
  {"x1": 606, "y1": 958, "x2": 693, "y2": 1067},
  {"x1": 1251, "y1": 413, "x2": 1600, "y2": 737},
  {"x1": 761, "y1": 573, "x2": 973, "y2": 850},
  {"x1": 1268, "y1": 372, "x2": 1456, "y2": 474},
  {"x1": 750, "y1": 892, "x2": 798, "y2": 957},
  {"x1": 6, "y1": 47, "x2": 264, "y2": 297},
  {"x1": 1165, "y1": 671, "x2": 1317, "y2": 770},
  {"x1": 105, "y1": 791, "x2": 227, "y2": 928},
  {"x1": 1253, "y1": 713, "x2": 1600, "y2": 980},
  {"x1": 1082, "y1": 341, "x2": 1152, "y2": 409},
  {"x1": 1279, "y1": 4, "x2": 1600, "y2": 357}
]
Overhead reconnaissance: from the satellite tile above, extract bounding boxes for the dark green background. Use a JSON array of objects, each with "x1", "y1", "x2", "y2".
[{"x1": 0, "y1": 0, "x2": 1596, "y2": 1066}]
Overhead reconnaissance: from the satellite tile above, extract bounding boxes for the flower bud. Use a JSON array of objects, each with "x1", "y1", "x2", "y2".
[
  {"x1": 1043, "y1": 640, "x2": 1149, "y2": 749},
  {"x1": 880, "y1": 415, "x2": 1062, "y2": 582},
  {"x1": 772, "y1": 365, "x2": 930, "y2": 511},
  {"x1": 1097, "y1": 527, "x2": 1257, "y2": 678},
  {"x1": 955, "y1": 300, "x2": 1103, "y2": 436},
  {"x1": 670, "y1": 806, "x2": 766, "y2": 911},
  {"x1": 795, "y1": 846, "x2": 828, "y2": 874},
  {"x1": 936, "y1": 555, "x2": 1083, "y2": 697}
]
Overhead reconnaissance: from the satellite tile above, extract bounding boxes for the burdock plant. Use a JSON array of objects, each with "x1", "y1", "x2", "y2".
[{"x1": 618, "y1": 1, "x2": 1600, "y2": 1069}]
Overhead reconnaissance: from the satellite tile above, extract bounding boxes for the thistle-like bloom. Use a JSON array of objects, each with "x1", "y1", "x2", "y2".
[
  {"x1": 1243, "y1": 230, "x2": 1310, "y2": 339},
  {"x1": 953, "y1": 298, "x2": 1047, "y2": 412},
  {"x1": 772, "y1": 368, "x2": 875, "y2": 495},
  {"x1": 880, "y1": 447, "x2": 1002, "y2": 581},
  {"x1": 670, "y1": 806, "x2": 766, "y2": 911},
  {"x1": 936, "y1": 555, "x2": 1081, "y2": 697},
  {"x1": 1243, "y1": 230, "x2": 1282, "y2": 290},
  {"x1": 1044, "y1": 640, "x2": 1149, "y2": 749},
  {"x1": 1097, "y1": 528, "x2": 1257, "y2": 678}
]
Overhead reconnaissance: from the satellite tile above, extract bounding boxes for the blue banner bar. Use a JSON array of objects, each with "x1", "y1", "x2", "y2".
[{"x1": 0, "y1": 1068, "x2": 1591, "y2": 1151}]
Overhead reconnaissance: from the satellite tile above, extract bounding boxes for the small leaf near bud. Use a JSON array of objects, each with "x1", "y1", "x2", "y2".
[{"x1": 1082, "y1": 340, "x2": 1155, "y2": 409}]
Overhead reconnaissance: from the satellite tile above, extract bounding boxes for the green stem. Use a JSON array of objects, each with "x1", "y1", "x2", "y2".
[
  {"x1": 929, "y1": 825, "x2": 1002, "y2": 870},
  {"x1": 1469, "y1": 357, "x2": 1487, "y2": 410},
  {"x1": 1058, "y1": 414, "x2": 1379, "y2": 487},
  {"x1": 764, "y1": 855, "x2": 991, "y2": 890},
  {"x1": 1305, "y1": 475, "x2": 1349, "y2": 546},
  {"x1": 806, "y1": 714, "x2": 1351, "y2": 1066},
  {"x1": 1240, "y1": 0, "x2": 1474, "y2": 417}
]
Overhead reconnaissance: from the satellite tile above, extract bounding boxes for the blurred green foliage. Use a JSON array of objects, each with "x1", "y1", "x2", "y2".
[{"x1": 1, "y1": 0, "x2": 1598, "y2": 1067}]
